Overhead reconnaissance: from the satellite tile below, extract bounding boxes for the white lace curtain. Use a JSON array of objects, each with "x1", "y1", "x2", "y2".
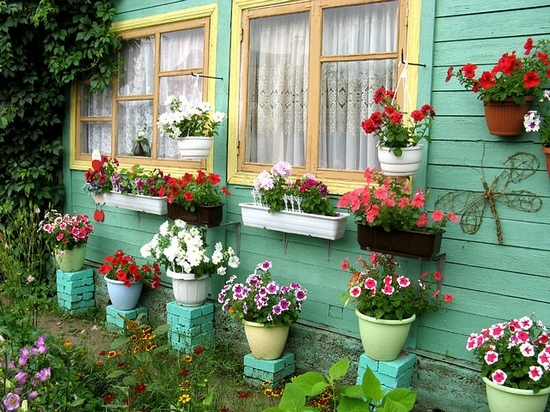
[{"x1": 245, "y1": 1, "x2": 397, "y2": 170}]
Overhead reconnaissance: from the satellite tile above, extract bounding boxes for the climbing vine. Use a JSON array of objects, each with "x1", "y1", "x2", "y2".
[{"x1": 0, "y1": 0, "x2": 121, "y2": 226}]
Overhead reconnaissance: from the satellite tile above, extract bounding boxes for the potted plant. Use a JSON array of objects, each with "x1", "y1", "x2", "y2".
[
  {"x1": 140, "y1": 219, "x2": 240, "y2": 307},
  {"x1": 132, "y1": 124, "x2": 151, "y2": 157},
  {"x1": 341, "y1": 252, "x2": 453, "y2": 361},
  {"x1": 157, "y1": 96, "x2": 226, "y2": 160},
  {"x1": 361, "y1": 86, "x2": 436, "y2": 176},
  {"x1": 38, "y1": 210, "x2": 94, "y2": 273},
  {"x1": 217, "y1": 260, "x2": 308, "y2": 360},
  {"x1": 524, "y1": 90, "x2": 550, "y2": 176},
  {"x1": 337, "y1": 168, "x2": 458, "y2": 259},
  {"x1": 239, "y1": 161, "x2": 349, "y2": 241},
  {"x1": 99, "y1": 250, "x2": 162, "y2": 311},
  {"x1": 164, "y1": 170, "x2": 231, "y2": 227},
  {"x1": 466, "y1": 315, "x2": 550, "y2": 411},
  {"x1": 446, "y1": 37, "x2": 550, "y2": 136},
  {"x1": 84, "y1": 156, "x2": 170, "y2": 215}
]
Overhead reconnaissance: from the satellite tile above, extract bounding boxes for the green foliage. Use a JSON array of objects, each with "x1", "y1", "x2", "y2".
[
  {"x1": 264, "y1": 357, "x2": 417, "y2": 412},
  {"x1": 0, "y1": 0, "x2": 121, "y2": 223}
]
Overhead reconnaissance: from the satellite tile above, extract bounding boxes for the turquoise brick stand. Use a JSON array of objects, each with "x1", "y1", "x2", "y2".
[
  {"x1": 56, "y1": 268, "x2": 95, "y2": 314},
  {"x1": 106, "y1": 305, "x2": 148, "y2": 329},
  {"x1": 243, "y1": 352, "x2": 295, "y2": 388},
  {"x1": 166, "y1": 301, "x2": 215, "y2": 352},
  {"x1": 356, "y1": 352, "x2": 417, "y2": 390}
]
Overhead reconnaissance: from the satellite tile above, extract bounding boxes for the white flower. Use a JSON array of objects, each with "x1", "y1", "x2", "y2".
[{"x1": 524, "y1": 110, "x2": 541, "y2": 132}]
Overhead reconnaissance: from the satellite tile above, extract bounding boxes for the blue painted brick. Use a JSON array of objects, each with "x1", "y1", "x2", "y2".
[
  {"x1": 166, "y1": 301, "x2": 214, "y2": 321},
  {"x1": 356, "y1": 352, "x2": 416, "y2": 389},
  {"x1": 244, "y1": 352, "x2": 295, "y2": 373},
  {"x1": 243, "y1": 352, "x2": 295, "y2": 387},
  {"x1": 56, "y1": 268, "x2": 94, "y2": 282},
  {"x1": 105, "y1": 305, "x2": 148, "y2": 328}
]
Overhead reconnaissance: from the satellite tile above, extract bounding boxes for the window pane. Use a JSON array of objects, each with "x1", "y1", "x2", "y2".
[
  {"x1": 116, "y1": 100, "x2": 154, "y2": 156},
  {"x1": 119, "y1": 36, "x2": 155, "y2": 96},
  {"x1": 322, "y1": 1, "x2": 398, "y2": 55},
  {"x1": 159, "y1": 76, "x2": 204, "y2": 108},
  {"x1": 81, "y1": 122, "x2": 111, "y2": 154},
  {"x1": 318, "y1": 59, "x2": 395, "y2": 170},
  {"x1": 245, "y1": 12, "x2": 309, "y2": 165},
  {"x1": 81, "y1": 84, "x2": 112, "y2": 116},
  {"x1": 160, "y1": 28, "x2": 204, "y2": 71}
]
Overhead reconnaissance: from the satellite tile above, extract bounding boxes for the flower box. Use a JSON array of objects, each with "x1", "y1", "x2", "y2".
[
  {"x1": 239, "y1": 202, "x2": 349, "y2": 241},
  {"x1": 356, "y1": 222, "x2": 443, "y2": 260},
  {"x1": 103, "y1": 192, "x2": 168, "y2": 215},
  {"x1": 167, "y1": 203, "x2": 224, "y2": 227}
]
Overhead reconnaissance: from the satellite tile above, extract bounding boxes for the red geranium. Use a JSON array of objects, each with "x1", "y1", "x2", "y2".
[
  {"x1": 446, "y1": 37, "x2": 550, "y2": 105},
  {"x1": 361, "y1": 87, "x2": 435, "y2": 157},
  {"x1": 99, "y1": 249, "x2": 161, "y2": 289},
  {"x1": 165, "y1": 169, "x2": 230, "y2": 211}
]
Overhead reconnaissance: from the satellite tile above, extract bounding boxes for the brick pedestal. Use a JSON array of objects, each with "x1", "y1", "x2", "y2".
[
  {"x1": 356, "y1": 352, "x2": 417, "y2": 390},
  {"x1": 56, "y1": 268, "x2": 95, "y2": 314},
  {"x1": 166, "y1": 301, "x2": 214, "y2": 352},
  {"x1": 106, "y1": 305, "x2": 148, "y2": 329},
  {"x1": 243, "y1": 352, "x2": 295, "y2": 388}
]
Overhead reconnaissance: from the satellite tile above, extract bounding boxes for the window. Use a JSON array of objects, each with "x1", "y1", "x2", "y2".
[
  {"x1": 237, "y1": 0, "x2": 404, "y2": 181},
  {"x1": 76, "y1": 19, "x2": 210, "y2": 166}
]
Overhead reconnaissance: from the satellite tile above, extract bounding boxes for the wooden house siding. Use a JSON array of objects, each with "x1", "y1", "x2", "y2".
[{"x1": 64, "y1": 0, "x2": 550, "y2": 396}]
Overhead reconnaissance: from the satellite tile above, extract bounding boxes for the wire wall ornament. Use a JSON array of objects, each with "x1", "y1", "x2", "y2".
[{"x1": 435, "y1": 152, "x2": 542, "y2": 245}]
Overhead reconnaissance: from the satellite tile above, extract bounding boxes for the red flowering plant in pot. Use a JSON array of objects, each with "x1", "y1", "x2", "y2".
[
  {"x1": 361, "y1": 87, "x2": 436, "y2": 157},
  {"x1": 446, "y1": 37, "x2": 550, "y2": 136},
  {"x1": 165, "y1": 170, "x2": 230, "y2": 212},
  {"x1": 337, "y1": 168, "x2": 457, "y2": 232},
  {"x1": 99, "y1": 249, "x2": 162, "y2": 289},
  {"x1": 466, "y1": 315, "x2": 550, "y2": 394}
]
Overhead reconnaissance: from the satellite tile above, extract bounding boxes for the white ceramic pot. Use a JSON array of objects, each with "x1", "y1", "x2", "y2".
[
  {"x1": 104, "y1": 276, "x2": 143, "y2": 310},
  {"x1": 377, "y1": 144, "x2": 424, "y2": 176},
  {"x1": 356, "y1": 309, "x2": 416, "y2": 361},
  {"x1": 242, "y1": 320, "x2": 290, "y2": 360},
  {"x1": 167, "y1": 269, "x2": 210, "y2": 306},
  {"x1": 483, "y1": 377, "x2": 550, "y2": 412},
  {"x1": 55, "y1": 244, "x2": 87, "y2": 273},
  {"x1": 176, "y1": 136, "x2": 213, "y2": 160}
]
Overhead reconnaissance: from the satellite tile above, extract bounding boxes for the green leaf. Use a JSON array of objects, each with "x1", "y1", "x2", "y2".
[
  {"x1": 276, "y1": 382, "x2": 307, "y2": 412},
  {"x1": 329, "y1": 357, "x2": 349, "y2": 381},
  {"x1": 110, "y1": 336, "x2": 130, "y2": 349},
  {"x1": 361, "y1": 367, "x2": 383, "y2": 402},
  {"x1": 291, "y1": 371, "x2": 326, "y2": 396},
  {"x1": 153, "y1": 323, "x2": 171, "y2": 335}
]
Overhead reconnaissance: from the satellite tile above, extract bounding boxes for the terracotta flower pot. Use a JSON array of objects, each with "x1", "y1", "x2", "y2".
[{"x1": 483, "y1": 97, "x2": 533, "y2": 136}]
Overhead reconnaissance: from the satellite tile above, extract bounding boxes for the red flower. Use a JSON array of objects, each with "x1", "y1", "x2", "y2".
[
  {"x1": 237, "y1": 391, "x2": 250, "y2": 399},
  {"x1": 194, "y1": 347, "x2": 205, "y2": 355},
  {"x1": 478, "y1": 71, "x2": 496, "y2": 90},
  {"x1": 103, "y1": 393, "x2": 116, "y2": 403},
  {"x1": 461, "y1": 63, "x2": 477, "y2": 79},
  {"x1": 524, "y1": 37, "x2": 534, "y2": 55},
  {"x1": 523, "y1": 71, "x2": 541, "y2": 88},
  {"x1": 135, "y1": 383, "x2": 147, "y2": 394}
]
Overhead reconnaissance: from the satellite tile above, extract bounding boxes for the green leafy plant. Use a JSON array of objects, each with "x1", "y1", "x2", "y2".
[
  {"x1": 0, "y1": 1, "x2": 121, "y2": 223},
  {"x1": 38, "y1": 210, "x2": 94, "y2": 251},
  {"x1": 341, "y1": 252, "x2": 453, "y2": 321},
  {"x1": 252, "y1": 161, "x2": 337, "y2": 216},
  {"x1": 446, "y1": 37, "x2": 550, "y2": 105},
  {"x1": 264, "y1": 357, "x2": 417, "y2": 412},
  {"x1": 337, "y1": 168, "x2": 458, "y2": 232},
  {"x1": 524, "y1": 90, "x2": 550, "y2": 146},
  {"x1": 361, "y1": 87, "x2": 436, "y2": 157},
  {"x1": 218, "y1": 260, "x2": 308, "y2": 327}
]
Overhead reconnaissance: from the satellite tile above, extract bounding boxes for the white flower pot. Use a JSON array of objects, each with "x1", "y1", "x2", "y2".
[
  {"x1": 242, "y1": 320, "x2": 290, "y2": 360},
  {"x1": 176, "y1": 136, "x2": 213, "y2": 160},
  {"x1": 103, "y1": 192, "x2": 168, "y2": 215},
  {"x1": 167, "y1": 269, "x2": 210, "y2": 307},
  {"x1": 104, "y1": 276, "x2": 143, "y2": 311},
  {"x1": 377, "y1": 144, "x2": 424, "y2": 176},
  {"x1": 356, "y1": 309, "x2": 416, "y2": 361},
  {"x1": 238, "y1": 203, "x2": 349, "y2": 240},
  {"x1": 483, "y1": 377, "x2": 550, "y2": 412}
]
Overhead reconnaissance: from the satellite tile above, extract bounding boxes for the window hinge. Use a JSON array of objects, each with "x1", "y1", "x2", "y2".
[{"x1": 236, "y1": 139, "x2": 240, "y2": 156}]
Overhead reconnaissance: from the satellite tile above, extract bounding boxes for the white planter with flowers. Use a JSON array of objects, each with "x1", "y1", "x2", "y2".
[
  {"x1": 104, "y1": 191, "x2": 168, "y2": 215},
  {"x1": 377, "y1": 144, "x2": 424, "y2": 177},
  {"x1": 239, "y1": 202, "x2": 349, "y2": 241},
  {"x1": 157, "y1": 96, "x2": 226, "y2": 160}
]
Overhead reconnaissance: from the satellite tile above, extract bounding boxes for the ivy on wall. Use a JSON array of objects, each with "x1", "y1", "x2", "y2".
[{"x1": 0, "y1": 0, "x2": 121, "y2": 224}]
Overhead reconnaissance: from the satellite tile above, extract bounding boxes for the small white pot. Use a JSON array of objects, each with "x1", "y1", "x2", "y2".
[
  {"x1": 167, "y1": 269, "x2": 209, "y2": 307},
  {"x1": 377, "y1": 144, "x2": 424, "y2": 176}
]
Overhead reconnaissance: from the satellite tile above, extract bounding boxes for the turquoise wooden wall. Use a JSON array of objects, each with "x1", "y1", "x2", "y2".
[{"x1": 64, "y1": 0, "x2": 550, "y2": 371}]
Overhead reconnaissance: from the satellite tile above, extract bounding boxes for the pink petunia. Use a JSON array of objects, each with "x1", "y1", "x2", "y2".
[
  {"x1": 382, "y1": 284, "x2": 395, "y2": 295},
  {"x1": 397, "y1": 276, "x2": 410, "y2": 287},
  {"x1": 516, "y1": 330, "x2": 530, "y2": 343},
  {"x1": 491, "y1": 370, "x2": 507, "y2": 385},
  {"x1": 520, "y1": 342, "x2": 535, "y2": 357},
  {"x1": 350, "y1": 286, "x2": 362, "y2": 298},
  {"x1": 484, "y1": 351, "x2": 498, "y2": 365},
  {"x1": 364, "y1": 277, "x2": 377, "y2": 290},
  {"x1": 519, "y1": 316, "x2": 534, "y2": 330},
  {"x1": 529, "y1": 366, "x2": 543, "y2": 381},
  {"x1": 490, "y1": 324, "x2": 505, "y2": 339}
]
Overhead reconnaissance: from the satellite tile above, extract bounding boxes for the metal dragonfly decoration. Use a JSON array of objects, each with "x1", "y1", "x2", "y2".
[{"x1": 434, "y1": 152, "x2": 542, "y2": 245}]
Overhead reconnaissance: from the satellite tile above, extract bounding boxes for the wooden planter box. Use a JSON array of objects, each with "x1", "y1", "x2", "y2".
[
  {"x1": 103, "y1": 192, "x2": 168, "y2": 215},
  {"x1": 167, "y1": 203, "x2": 224, "y2": 227},
  {"x1": 356, "y1": 223, "x2": 443, "y2": 260},
  {"x1": 239, "y1": 202, "x2": 349, "y2": 241}
]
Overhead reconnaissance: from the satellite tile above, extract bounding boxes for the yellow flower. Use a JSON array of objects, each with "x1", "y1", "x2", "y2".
[{"x1": 178, "y1": 394, "x2": 191, "y2": 404}]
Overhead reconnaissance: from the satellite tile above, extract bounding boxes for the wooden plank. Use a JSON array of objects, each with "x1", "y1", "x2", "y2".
[{"x1": 435, "y1": 0, "x2": 550, "y2": 17}]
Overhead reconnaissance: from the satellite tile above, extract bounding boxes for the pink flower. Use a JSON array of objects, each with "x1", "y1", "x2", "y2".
[
  {"x1": 519, "y1": 316, "x2": 534, "y2": 330},
  {"x1": 350, "y1": 286, "x2": 362, "y2": 298},
  {"x1": 383, "y1": 275, "x2": 392, "y2": 286},
  {"x1": 516, "y1": 330, "x2": 530, "y2": 343},
  {"x1": 529, "y1": 366, "x2": 543, "y2": 381},
  {"x1": 490, "y1": 324, "x2": 505, "y2": 339},
  {"x1": 431, "y1": 210, "x2": 444, "y2": 222},
  {"x1": 491, "y1": 370, "x2": 507, "y2": 385},
  {"x1": 364, "y1": 277, "x2": 377, "y2": 290},
  {"x1": 484, "y1": 351, "x2": 498, "y2": 365},
  {"x1": 382, "y1": 284, "x2": 395, "y2": 295},
  {"x1": 397, "y1": 276, "x2": 410, "y2": 287},
  {"x1": 520, "y1": 342, "x2": 535, "y2": 357}
]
